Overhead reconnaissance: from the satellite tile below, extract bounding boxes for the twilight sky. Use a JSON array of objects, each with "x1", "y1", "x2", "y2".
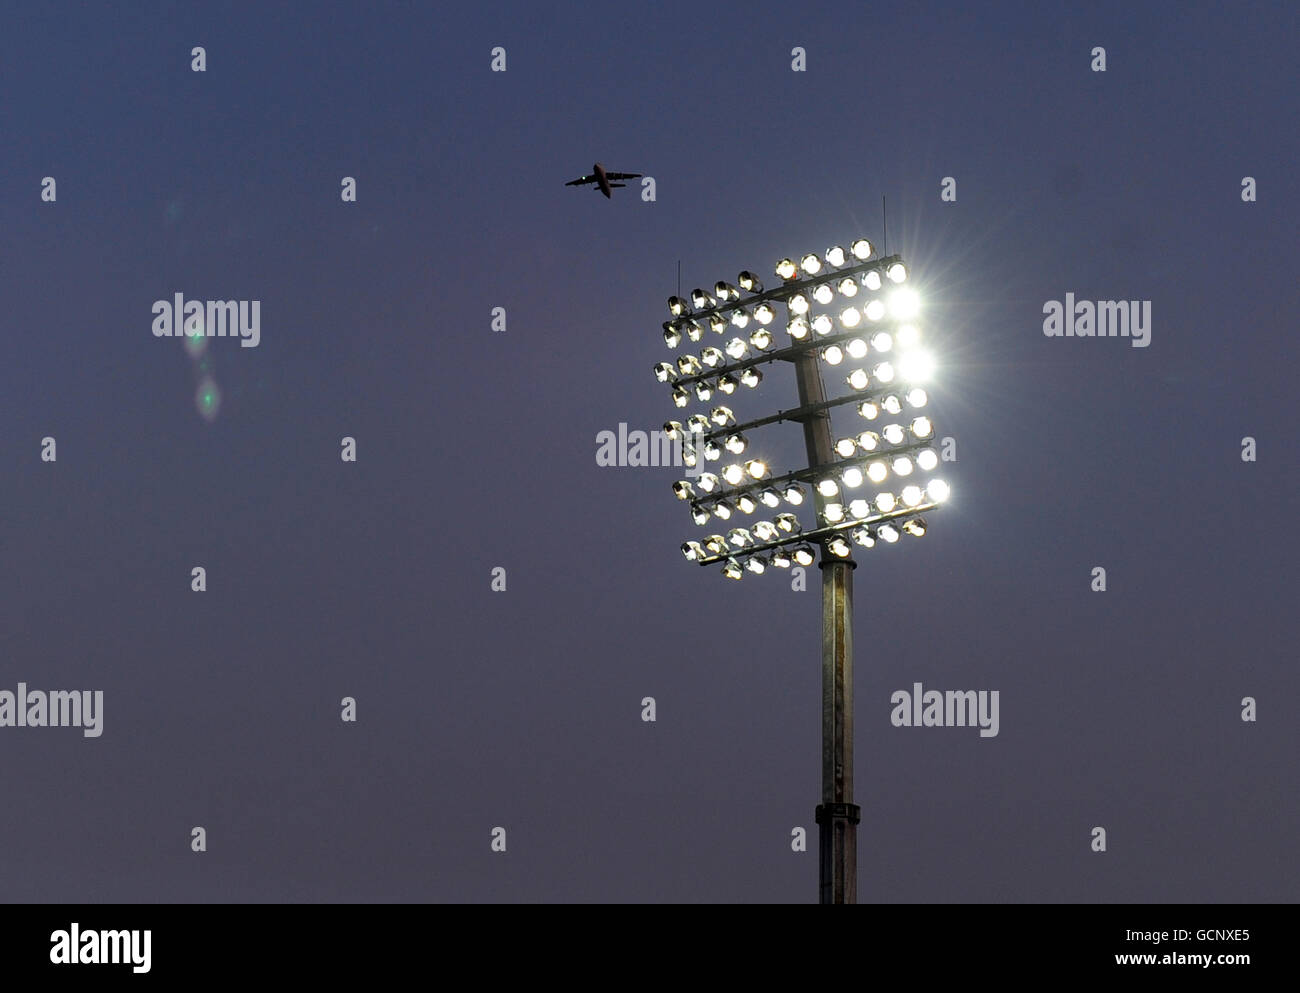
[{"x1": 1, "y1": 0, "x2": 1296, "y2": 903}]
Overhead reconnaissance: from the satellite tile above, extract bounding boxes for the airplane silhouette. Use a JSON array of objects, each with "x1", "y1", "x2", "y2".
[{"x1": 565, "y1": 162, "x2": 642, "y2": 199}]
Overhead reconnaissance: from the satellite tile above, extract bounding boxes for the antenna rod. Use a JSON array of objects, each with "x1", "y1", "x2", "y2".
[{"x1": 882, "y1": 195, "x2": 888, "y2": 256}]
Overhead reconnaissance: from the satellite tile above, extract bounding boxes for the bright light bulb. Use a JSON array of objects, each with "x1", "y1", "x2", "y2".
[
  {"x1": 745, "y1": 459, "x2": 768, "y2": 479},
  {"x1": 838, "y1": 277, "x2": 858, "y2": 298},
  {"x1": 916, "y1": 449, "x2": 938, "y2": 471},
  {"x1": 888, "y1": 287, "x2": 920, "y2": 320},
  {"x1": 848, "y1": 498, "x2": 872, "y2": 518},
  {"x1": 749, "y1": 328, "x2": 773, "y2": 350},
  {"x1": 911, "y1": 416, "x2": 933, "y2": 438},
  {"x1": 857, "y1": 430, "x2": 880, "y2": 451},
  {"x1": 817, "y1": 478, "x2": 839, "y2": 497},
  {"x1": 722, "y1": 464, "x2": 745, "y2": 485},
  {"x1": 787, "y1": 317, "x2": 810, "y2": 340},
  {"x1": 901, "y1": 485, "x2": 923, "y2": 507},
  {"x1": 878, "y1": 524, "x2": 899, "y2": 543},
  {"x1": 892, "y1": 456, "x2": 913, "y2": 476},
  {"x1": 812, "y1": 314, "x2": 834, "y2": 336},
  {"x1": 850, "y1": 239, "x2": 873, "y2": 260},
  {"x1": 828, "y1": 536, "x2": 852, "y2": 557},
  {"x1": 723, "y1": 558, "x2": 744, "y2": 579},
  {"x1": 898, "y1": 350, "x2": 935, "y2": 382},
  {"x1": 800, "y1": 253, "x2": 822, "y2": 275},
  {"x1": 822, "y1": 344, "x2": 844, "y2": 365},
  {"x1": 858, "y1": 400, "x2": 879, "y2": 420},
  {"x1": 876, "y1": 492, "x2": 896, "y2": 512},
  {"x1": 846, "y1": 338, "x2": 868, "y2": 359},
  {"x1": 841, "y1": 466, "x2": 864, "y2": 488},
  {"x1": 759, "y1": 488, "x2": 782, "y2": 508},
  {"x1": 836, "y1": 438, "x2": 857, "y2": 458},
  {"x1": 882, "y1": 424, "x2": 905, "y2": 445},
  {"x1": 866, "y1": 461, "x2": 888, "y2": 483},
  {"x1": 905, "y1": 387, "x2": 928, "y2": 408},
  {"x1": 847, "y1": 369, "x2": 870, "y2": 390},
  {"x1": 873, "y1": 362, "x2": 895, "y2": 383},
  {"x1": 783, "y1": 484, "x2": 804, "y2": 505},
  {"x1": 864, "y1": 299, "x2": 885, "y2": 322},
  {"x1": 862, "y1": 270, "x2": 882, "y2": 291},
  {"x1": 825, "y1": 245, "x2": 847, "y2": 267},
  {"x1": 927, "y1": 479, "x2": 950, "y2": 502},
  {"x1": 840, "y1": 306, "x2": 861, "y2": 328},
  {"x1": 789, "y1": 294, "x2": 809, "y2": 315},
  {"x1": 813, "y1": 284, "x2": 834, "y2": 305},
  {"x1": 725, "y1": 338, "x2": 748, "y2": 360},
  {"x1": 775, "y1": 258, "x2": 797, "y2": 280},
  {"x1": 728, "y1": 527, "x2": 753, "y2": 548},
  {"x1": 823, "y1": 502, "x2": 845, "y2": 523},
  {"x1": 887, "y1": 262, "x2": 907, "y2": 283}
]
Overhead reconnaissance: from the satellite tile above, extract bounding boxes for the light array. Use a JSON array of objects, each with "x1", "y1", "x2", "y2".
[{"x1": 655, "y1": 239, "x2": 948, "y2": 578}]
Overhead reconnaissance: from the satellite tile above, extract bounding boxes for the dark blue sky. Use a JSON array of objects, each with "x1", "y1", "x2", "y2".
[{"x1": 1, "y1": 1, "x2": 1296, "y2": 902}]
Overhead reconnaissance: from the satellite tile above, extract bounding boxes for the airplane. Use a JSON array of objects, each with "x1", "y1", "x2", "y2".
[{"x1": 565, "y1": 162, "x2": 642, "y2": 199}]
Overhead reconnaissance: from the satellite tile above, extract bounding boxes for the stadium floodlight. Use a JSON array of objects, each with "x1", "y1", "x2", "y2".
[{"x1": 651, "y1": 236, "x2": 951, "y2": 906}]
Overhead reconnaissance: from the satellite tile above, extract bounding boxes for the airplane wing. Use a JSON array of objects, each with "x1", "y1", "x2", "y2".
[
  {"x1": 604, "y1": 172, "x2": 642, "y2": 180},
  {"x1": 565, "y1": 175, "x2": 597, "y2": 186}
]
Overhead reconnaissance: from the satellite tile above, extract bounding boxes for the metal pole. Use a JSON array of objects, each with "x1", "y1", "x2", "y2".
[{"x1": 789, "y1": 346, "x2": 859, "y2": 904}]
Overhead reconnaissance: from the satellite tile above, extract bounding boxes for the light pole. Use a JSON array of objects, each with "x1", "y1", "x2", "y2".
[{"x1": 656, "y1": 239, "x2": 947, "y2": 904}]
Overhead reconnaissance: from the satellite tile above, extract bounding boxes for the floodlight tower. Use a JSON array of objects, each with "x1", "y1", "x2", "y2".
[{"x1": 657, "y1": 239, "x2": 947, "y2": 904}]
